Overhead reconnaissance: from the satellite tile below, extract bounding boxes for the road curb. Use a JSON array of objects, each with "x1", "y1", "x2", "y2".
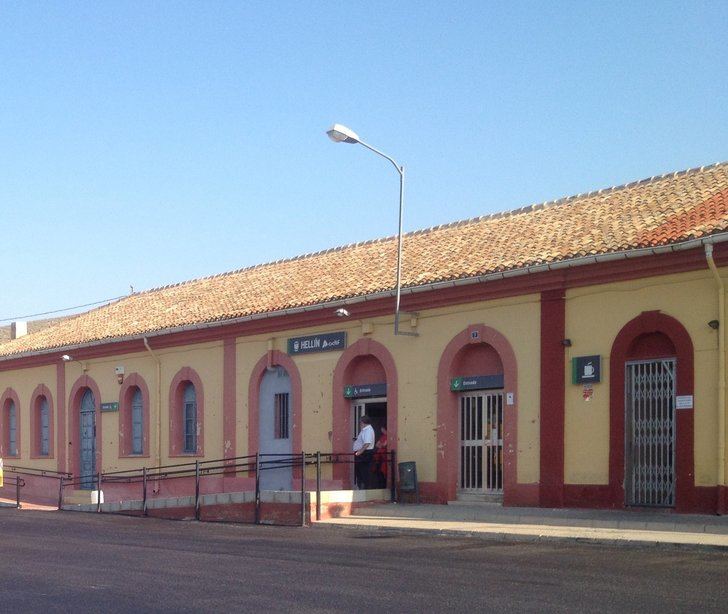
[{"x1": 311, "y1": 520, "x2": 728, "y2": 552}]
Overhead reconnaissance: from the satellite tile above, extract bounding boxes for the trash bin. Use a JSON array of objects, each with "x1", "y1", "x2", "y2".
[{"x1": 397, "y1": 461, "x2": 419, "y2": 503}]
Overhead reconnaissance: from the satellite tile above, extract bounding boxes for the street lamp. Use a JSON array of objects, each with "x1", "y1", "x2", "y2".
[{"x1": 326, "y1": 124, "x2": 417, "y2": 336}]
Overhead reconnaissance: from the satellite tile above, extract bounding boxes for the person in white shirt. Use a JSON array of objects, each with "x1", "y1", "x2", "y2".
[{"x1": 353, "y1": 415, "x2": 376, "y2": 489}]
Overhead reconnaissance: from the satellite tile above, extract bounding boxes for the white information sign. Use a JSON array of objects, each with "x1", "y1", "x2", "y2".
[
  {"x1": 676, "y1": 395, "x2": 694, "y2": 410},
  {"x1": 506, "y1": 392, "x2": 515, "y2": 406}
]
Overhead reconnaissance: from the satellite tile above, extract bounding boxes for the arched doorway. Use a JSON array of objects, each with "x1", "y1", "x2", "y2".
[
  {"x1": 437, "y1": 325, "x2": 520, "y2": 504},
  {"x1": 332, "y1": 339, "x2": 398, "y2": 488},
  {"x1": 624, "y1": 332, "x2": 677, "y2": 507},
  {"x1": 79, "y1": 389, "x2": 96, "y2": 489},
  {"x1": 248, "y1": 351, "x2": 303, "y2": 491},
  {"x1": 451, "y1": 343, "x2": 504, "y2": 498},
  {"x1": 68, "y1": 375, "x2": 102, "y2": 490},
  {"x1": 259, "y1": 366, "x2": 293, "y2": 490},
  {"x1": 609, "y1": 311, "x2": 695, "y2": 511}
]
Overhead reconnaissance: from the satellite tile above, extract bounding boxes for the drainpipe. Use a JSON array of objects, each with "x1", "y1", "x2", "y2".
[
  {"x1": 705, "y1": 244, "x2": 726, "y2": 494},
  {"x1": 143, "y1": 337, "x2": 162, "y2": 479}
]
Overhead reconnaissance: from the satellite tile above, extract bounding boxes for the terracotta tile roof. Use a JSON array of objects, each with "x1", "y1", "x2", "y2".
[
  {"x1": 0, "y1": 316, "x2": 74, "y2": 344},
  {"x1": 2, "y1": 161, "x2": 727, "y2": 358}
]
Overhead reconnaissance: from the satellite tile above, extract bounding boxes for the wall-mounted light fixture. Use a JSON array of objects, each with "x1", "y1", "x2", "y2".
[
  {"x1": 334, "y1": 307, "x2": 350, "y2": 318},
  {"x1": 708, "y1": 320, "x2": 720, "y2": 330},
  {"x1": 61, "y1": 354, "x2": 88, "y2": 372},
  {"x1": 561, "y1": 339, "x2": 573, "y2": 347}
]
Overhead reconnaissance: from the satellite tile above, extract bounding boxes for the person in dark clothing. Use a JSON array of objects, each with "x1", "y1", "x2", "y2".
[{"x1": 353, "y1": 416, "x2": 375, "y2": 489}]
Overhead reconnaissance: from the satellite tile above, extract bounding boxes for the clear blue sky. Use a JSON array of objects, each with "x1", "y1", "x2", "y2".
[{"x1": 1, "y1": 1, "x2": 726, "y2": 321}]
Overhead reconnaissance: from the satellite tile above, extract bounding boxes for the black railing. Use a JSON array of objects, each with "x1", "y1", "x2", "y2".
[
  {"x1": 60, "y1": 449, "x2": 397, "y2": 526},
  {"x1": 3, "y1": 464, "x2": 71, "y2": 479},
  {"x1": 1, "y1": 476, "x2": 25, "y2": 509},
  {"x1": 1, "y1": 465, "x2": 70, "y2": 509}
]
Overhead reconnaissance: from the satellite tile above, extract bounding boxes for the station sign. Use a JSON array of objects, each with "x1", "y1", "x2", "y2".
[
  {"x1": 287, "y1": 331, "x2": 347, "y2": 355},
  {"x1": 101, "y1": 402, "x2": 119, "y2": 412},
  {"x1": 572, "y1": 355, "x2": 601, "y2": 384},
  {"x1": 450, "y1": 374, "x2": 504, "y2": 392},
  {"x1": 344, "y1": 383, "x2": 387, "y2": 399}
]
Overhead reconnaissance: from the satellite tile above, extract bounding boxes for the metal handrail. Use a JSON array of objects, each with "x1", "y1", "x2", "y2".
[
  {"x1": 1, "y1": 476, "x2": 26, "y2": 508},
  {"x1": 3, "y1": 464, "x2": 71, "y2": 479},
  {"x1": 58, "y1": 449, "x2": 398, "y2": 525}
]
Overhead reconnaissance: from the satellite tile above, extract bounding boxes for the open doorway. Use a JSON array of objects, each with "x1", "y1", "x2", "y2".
[{"x1": 352, "y1": 397, "x2": 387, "y2": 489}]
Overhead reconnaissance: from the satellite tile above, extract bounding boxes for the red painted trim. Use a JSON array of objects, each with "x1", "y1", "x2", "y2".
[
  {"x1": 168, "y1": 367, "x2": 205, "y2": 457},
  {"x1": 29, "y1": 384, "x2": 54, "y2": 459},
  {"x1": 718, "y1": 485, "x2": 728, "y2": 515},
  {"x1": 2, "y1": 245, "x2": 727, "y2": 373},
  {"x1": 436, "y1": 325, "x2": 526, "y2": 504},
  {"x1": 609, "y1": 311, "x2": 697, "y2": 511},
  {"x1": 564, "y1": 484, "x2": 720, "y2": 515},
  {"x1": 68, "y1": 375, "x2": 103, "y2": 479},
  {"x1": 539, "y1": 290, "x2": 566, "y2": 506},
  {"x1": 0, "y1": 388, "x2": 21, "y2": 458},
  {"x1": 563, "y1": 484, "x2": 620, "y2": 509},
  {"x1": 247, "y1": 351, "x2": 303, "y2": 458},
  {"x1": 118, "y1": 373, "x2": 151, "y2": 457},
  {"x1": 332, "y1": 339, "x2": 398, "y2": 486},
  {"x1": 223, "y1": 337, "x2": 237, "y2": 465},
  {"x1": 56, "y1": 363, "x2": 66, "y2": 473}
]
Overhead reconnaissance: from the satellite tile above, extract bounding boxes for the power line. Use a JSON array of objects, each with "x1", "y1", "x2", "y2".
[{"x1": 0, "y1": 294, "x2": 128, "y2": 324}]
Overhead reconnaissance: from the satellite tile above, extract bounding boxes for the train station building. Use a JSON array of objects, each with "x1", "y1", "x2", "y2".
[{"x1": 1, "y1": 161, "x2": 727, "y2": 514}]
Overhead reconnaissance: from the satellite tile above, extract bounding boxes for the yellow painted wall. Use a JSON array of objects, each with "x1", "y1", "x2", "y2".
[
  {"x1": 0, "y1": 364, "x2": 57, "y2": 471},
  {"x1": 3, "y1": 266, "x2": 724, "y2": 495},
  {"x1": 564, "y1": 269, "x2": 725, "y2": 486},
  {"x1": 60, "y1": 343, "x2": 218, "y2": 473},
  {"x1": 0, "y1": 292, "x2": 543, "y2": 488},
  {"x1": 233, "y1": 293, "x2": 542, "y2": 485}
]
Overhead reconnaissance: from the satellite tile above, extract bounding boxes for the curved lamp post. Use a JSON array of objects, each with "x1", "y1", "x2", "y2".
[{"x1": 326, "y1": 124, "x2": 417, "y2": 336}]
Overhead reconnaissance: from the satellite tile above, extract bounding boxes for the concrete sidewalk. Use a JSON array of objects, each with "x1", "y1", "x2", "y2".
[{"x1": 314, "y1": 502, "x2": 728, "y2": 549}]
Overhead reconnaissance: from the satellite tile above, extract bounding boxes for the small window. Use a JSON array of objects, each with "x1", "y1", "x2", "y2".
[
  {"x1": 39, "y1": 396, "x2": 50, "y2": 456},
  {"x1": 274, "y1": 393, "x2": 289, "y2": 439},
  {"x1": 7, "y1": 400, "x2": 17, "y2": 456},
  {"x1": 131, "y1": 387, "x2": 143, "y2": 455},
  {"x1": 183, "y1": 383, "x2": 197, "y2": 453}
]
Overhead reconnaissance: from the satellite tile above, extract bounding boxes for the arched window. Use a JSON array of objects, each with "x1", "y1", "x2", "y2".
[
  {"x1": 183, "y1": 383, "x2": 197, "y2": 453},
  {"x1": 131, "y1": 387, "x2": 143, "y2": 455},
  {"x1": 39, "y1": 396, "x2": 50, "y2": 456},
  {"x1": 6, "y1": 400, "x2": 17, "y2": 456}
]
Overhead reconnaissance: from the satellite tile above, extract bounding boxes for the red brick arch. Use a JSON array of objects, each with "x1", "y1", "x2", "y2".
[
  {"x1": 248, "y1": 350, "x2": 303, "y2": 457},
  {"x1": 332, "y1": 339, "x2": 398, "y2": 484},
  {"x1": 68, "y1": 375, "x2": 103, "y2": 480},
  {"x1": 168, "y1": 367, "x2": 205, "y2": 457},
  {"x1": 118, "y1": 373, "x2": 151, "y2": 457},
  {"x1": 436, "y1": 324, "x2": 529, "y2": 505},
  {"x1": 609, "y1": 310, "x2": 696, "y2": 512},
  {"x1": 0, "y1": 388, "x2": 21, "y2": 458},
  {"x1": 30, "y1": 384, "x2": 54, "y2": 458}
]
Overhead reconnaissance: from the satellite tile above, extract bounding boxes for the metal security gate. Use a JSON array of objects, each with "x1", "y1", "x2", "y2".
[
  {"x1": 79, "y1": 389, "x2": 96, "y2": 490},
  {"x1": 459, "y1": 392, "x2": 503, "y2": 494},
  {"x1": 625, "y1": 359, "x2": 676, "y2": 507}
]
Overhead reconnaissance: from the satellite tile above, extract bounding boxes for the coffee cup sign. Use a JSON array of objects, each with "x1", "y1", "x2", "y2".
[{"x1": 572, "y1": 355, "x2": 601, "y2": 384}]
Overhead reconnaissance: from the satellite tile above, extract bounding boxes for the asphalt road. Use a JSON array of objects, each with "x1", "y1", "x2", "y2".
[{"x1": 0, "y1": 510, "x2": 726, "y2": 613}]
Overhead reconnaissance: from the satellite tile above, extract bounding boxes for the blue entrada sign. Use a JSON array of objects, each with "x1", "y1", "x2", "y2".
[
  {"x1": 344, "y1": 383, "x2": 387, "y2": 399},
  {"x1": 287, "y1": 331, "x2": 347, "y2": 355},
  {"x1": 450, "y1": 374, "x2": 504, "y2": 392}
]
